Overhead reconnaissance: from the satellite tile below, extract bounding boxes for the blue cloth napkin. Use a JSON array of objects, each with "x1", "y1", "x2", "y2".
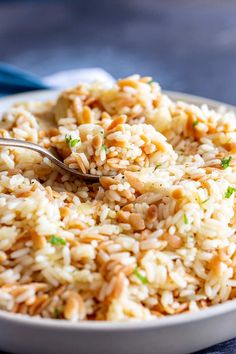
[{"x1": 0, "y1": 63, "x2": 49, "y2": 96}]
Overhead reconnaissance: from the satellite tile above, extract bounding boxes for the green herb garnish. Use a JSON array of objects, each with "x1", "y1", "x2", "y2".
[
  {"x1": 100, "y1": 130, "x2": 104, "y2": 135},
  {"x1": 200, "y1": 198, "x2": 209, "y2": 205},
  {"x1": 225, "y1": 186, "x2": 236, "y2": 199},
  {"x1": 197, "y1": 196, "x2": 209, "y2": 205},
  {"x1": 50, "y1": 235, "x2": 66, "y2": 246},
  {"x1": 220, "y1": 156, "x2": 232, "y2": 170},
  {"x1": 193, "y1": 121, "x2": 199, "y2": 128},
  {"x1": 54, "y1": 308, "x2": 63, "y2": 319},
  {"x1": 148, "y1": 79, "x2": 154, "y2": 84},
  {"x1": 134, "y1": 267, "x2": 148, "y2": 285},
  {"x1": 183, "y1": 213, "x2": 188, "y2": 224},
  {"x1": 154, "y1": 164, "x2": 161, "y2": 171},
  {"x1": 65, "y1": 134, "x2": 80, "y2": 148},
  {"x1": 101, "y1": 144, "x2": 107, "y2": 152}
]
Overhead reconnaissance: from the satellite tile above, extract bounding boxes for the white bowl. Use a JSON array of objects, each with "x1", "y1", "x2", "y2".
[{"x1": 0, "y1": 90, "x2": 235, "y2": 354}]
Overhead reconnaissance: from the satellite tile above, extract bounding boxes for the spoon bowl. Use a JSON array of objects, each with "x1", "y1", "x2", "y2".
[{"x1": 0, "y1": 137, "x2": 100, "y2": 182}]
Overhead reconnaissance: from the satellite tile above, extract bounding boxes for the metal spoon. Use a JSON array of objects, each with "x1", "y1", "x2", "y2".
[{"x1": 0, "y1": 137, "x2": 99, "y2": 181}]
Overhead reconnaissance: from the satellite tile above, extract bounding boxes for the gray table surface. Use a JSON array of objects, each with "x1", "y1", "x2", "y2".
[{"x1": 0, "y1": 0, "x2": 236, "y2": 353}]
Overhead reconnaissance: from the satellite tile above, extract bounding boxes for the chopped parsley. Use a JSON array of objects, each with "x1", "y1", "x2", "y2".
[
  {"x1": 225, "y1": 186, "x2": 236, "y2": 199},
  {"x1": 220, "y1": 156, "x2": 232, "y2": 170},
  {"x1": 183, "y1": 213, "x2": 188, "y2": 224},
  {"x1": 200, "y1": 198, "x2": 209, "y2": 205},
  {"x1": 197, "y1": 196, "x2": 209, "y2": 205},
  {"x1": 101, "y1": 144, "x2": 107, "y2": 152},
  {"x1": 100, "y1": 130, "x2": 104, "y2": 135},
  {"x1": 193, "y1": 121, "x2": 199, "y2": 128},
  {"x1": 148, "y1": 79, "x2": 154, "y2": 84},
  {"x1": 50, "y1": 235, "x2": 66, "y2": 246},
  {"x1": 154, "y1": 164, "x2": 161, "y2": 171},
  {"x1": 134, "y1": 267, "x2": 148, "y2": 285},
  {"x1": 54, "y1": 308, "x2": 63, "y2": 319},
  {"x1": 65, "y1": 134, "x2": 80, "y2": 148}
]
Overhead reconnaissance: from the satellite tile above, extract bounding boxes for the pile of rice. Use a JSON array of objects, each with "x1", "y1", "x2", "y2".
[{"x1": 0, "y1": 74, "x2": 236, "y2": 322}]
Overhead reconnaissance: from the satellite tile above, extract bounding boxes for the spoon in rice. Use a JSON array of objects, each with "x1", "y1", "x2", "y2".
[{"x1": 0, "y1": 137, "x2": 100, "y2": 181}]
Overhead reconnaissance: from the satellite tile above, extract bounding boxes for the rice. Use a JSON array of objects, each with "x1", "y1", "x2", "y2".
[{"x1": 0, "y1": 74, "x2": 236, "y2": 322}]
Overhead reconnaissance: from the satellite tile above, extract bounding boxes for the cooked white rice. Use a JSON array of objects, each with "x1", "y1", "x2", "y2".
[{"x1": 0, "y1": 74, "x2": 236, "y2": 321}]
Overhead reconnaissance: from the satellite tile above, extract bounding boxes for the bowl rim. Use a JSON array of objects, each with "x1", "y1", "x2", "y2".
[
  {"x1": 0, "y1": 298, "x2": 236, "y2": 331},
  {"x1": 0, "y1": 89, "x2": 236, "y2": 331}
]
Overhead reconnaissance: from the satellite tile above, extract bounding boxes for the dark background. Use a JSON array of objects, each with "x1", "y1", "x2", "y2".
[
  {"x1": 1, "y1": 1, "x2": 236, "y2": 353},
  {"x1": 1, "y1": 0, "x2": 236, "y2": 104}
]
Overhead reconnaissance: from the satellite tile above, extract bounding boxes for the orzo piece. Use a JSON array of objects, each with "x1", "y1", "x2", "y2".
[{"x1": 0, "y1": 75, "x2": 236, "y2": 321}]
